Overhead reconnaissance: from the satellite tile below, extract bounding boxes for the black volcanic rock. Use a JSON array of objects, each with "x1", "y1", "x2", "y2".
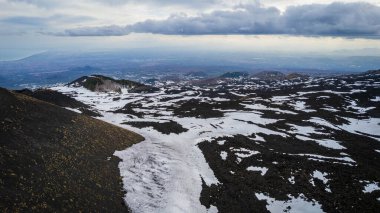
[
  {"x1": 69, "y1": 75, "x2": 159, "y2": 93},
  {"x1": 123, "y1": 121, "x2": 188, "y2": 135},
  {"x1": 0, "y1": 88, "x2": 144, "y2": 211},
  {"x1": 220, "y1": 72, "x2": 249, "y2": 79}
]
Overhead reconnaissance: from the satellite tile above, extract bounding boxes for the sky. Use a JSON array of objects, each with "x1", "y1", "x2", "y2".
[{"x1": 0, "y1": 0, "x2": 380, "y2": 60}]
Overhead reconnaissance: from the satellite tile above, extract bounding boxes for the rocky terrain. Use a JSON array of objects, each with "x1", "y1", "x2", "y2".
[
  {"x1": 1, "y1": 69, "x2": 379, "y2": 212},
  {"x1": 0, "y1": 88, "x2": 144, "y2": 212},
  {"x1": 46, "y1": 70, "x2": 380, "y2": 212}
]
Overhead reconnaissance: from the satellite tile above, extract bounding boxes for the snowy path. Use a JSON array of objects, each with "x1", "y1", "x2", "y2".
[{"x1": 106, "y1": 112, "x2": 220, "y2": 213}]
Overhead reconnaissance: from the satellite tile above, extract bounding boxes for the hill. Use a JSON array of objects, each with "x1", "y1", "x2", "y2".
[
  {"x1": 16, "y1": 88, "x2": 88, "y2": 109},
  {"x1": 69, "y1": 75, "x2": 159, "y2": 93},
  {"x1": 0, "y1": 88, "x2": 144, "y2": 211},
  {"x1": 364, "y1": 69, "x2": 380, "y2": 75},
  {"x1": 15, "y1": 88, "x2": 101, "y2": 117}
]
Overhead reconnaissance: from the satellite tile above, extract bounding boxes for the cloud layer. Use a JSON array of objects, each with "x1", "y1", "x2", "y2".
[
  {"x1": 61, "y1": 2, "x2": 380, "y2": 38},
  {"x1": 8, "y1": 0, "x2": 219, "y2": 8}
]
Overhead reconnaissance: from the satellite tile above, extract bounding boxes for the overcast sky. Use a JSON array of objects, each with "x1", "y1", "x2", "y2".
[{"x1": 0, "y1": 0, "x2": 380, "y2": 60}]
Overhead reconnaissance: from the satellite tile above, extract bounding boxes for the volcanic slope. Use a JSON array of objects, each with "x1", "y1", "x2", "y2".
[
  {"x1": 0, "y1": 88, "x2": 144, "y2": 212},
  {"x1": 51, "y1": 70, "x2": 380, "y2": 213}
]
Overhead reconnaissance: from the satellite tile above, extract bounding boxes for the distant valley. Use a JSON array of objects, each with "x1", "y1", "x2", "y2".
[{"x1": 1, "y1": 51, "x2": 380, "y2": 89}]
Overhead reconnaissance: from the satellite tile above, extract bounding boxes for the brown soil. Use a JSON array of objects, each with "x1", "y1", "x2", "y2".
[{"x1": 0, "y1": 88, "x2": 144, "y2": 212}]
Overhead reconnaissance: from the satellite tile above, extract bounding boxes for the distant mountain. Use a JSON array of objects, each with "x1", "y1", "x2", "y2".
[
  {"x1": 0, "y1": 87, "x2": 144, "y2": 211},
  {"x1": 220, "y1": 72, "x2": 249, "y2": 79},
  {"x1": 286, "y1": 72, "x2": 310, "y2": 80},
  {"x1": 185, "y1": 71, "x2": 208, "y2": 78},
  {"x1": 70, "y1": 75, "x2": 159, "y2": 93},
  {"x1": 364, "y1": 69, "x2": 380, "y2": 75},
  {"x1": 252, "y1": 71, "x2": 286, "y2": 80}
]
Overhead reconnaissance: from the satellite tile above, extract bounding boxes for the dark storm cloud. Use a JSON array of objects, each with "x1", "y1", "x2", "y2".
[
  {"x1": 1, "y1": 15, "x2": 95, "y2": 27},
  {"x1": 53, "y1": 25, "x2": 129, "y2": 36},
  {"x1": 283, "y1": 2, "x2": 380, "y2": 36},
  {"x1": 2, "y1": 16, "x2": 48, "y2": 26},
  {"x1": 130, "y1": 4, "x2": 283, "y2": 35},
  {"x1": 59, "y1": 2, "x2": 380, "y2": 38}
]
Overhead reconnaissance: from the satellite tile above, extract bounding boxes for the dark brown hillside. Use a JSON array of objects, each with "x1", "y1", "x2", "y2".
[
  {"x1": 15, "y1": 88, "x2": 88, "y2": 109},
  {"x1": 15, "y1": 88, "x2": 102, "y2": 117},
  {"x1": 0, "y1": 88, "x2": 144, "y2": 212}
]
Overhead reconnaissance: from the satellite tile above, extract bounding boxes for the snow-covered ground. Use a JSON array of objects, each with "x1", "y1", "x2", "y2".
[
  {"x1": 52, "y1": 85, "x2": 298, "y2": 212},
  {"x1": 50, "y1": 73, "x2": 380, "y2": 213}
]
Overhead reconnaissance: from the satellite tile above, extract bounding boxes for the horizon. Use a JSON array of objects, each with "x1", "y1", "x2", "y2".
[{"x1": 1, "y1": 0, "x2": 380, "y2": 61}]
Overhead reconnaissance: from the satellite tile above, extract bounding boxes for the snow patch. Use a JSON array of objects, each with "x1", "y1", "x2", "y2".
[
  {"x1": 363, "y1": 182, "x2": 380, "y2": 193},
  {"x1": 231, "y1": 148, "x2": 260, "y2": 158},
  {"x1": 288, "y1": 176, "x2": 295, "y2": 184},
  {"x1": 64, "y1": 107, "x2": 82, "y2": 113},
  {"x1": 247, "y1": 166, "x2": 268, "y2": 176},
  {"x1": 220, "y1": 151, "x2": 228, "y2": 161},
  {"x1": 370, "y1": 96, "x2": 380, "y2": 102},
  {"x1": 217, "y1": 140, "x2": 226, "y2": 145},
  {"x1": 255, "y1": 193, "x2": 324, "y2": 213},
  {"x1": 340, "y1": 117, "x2": 380, "y2": 140}
]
